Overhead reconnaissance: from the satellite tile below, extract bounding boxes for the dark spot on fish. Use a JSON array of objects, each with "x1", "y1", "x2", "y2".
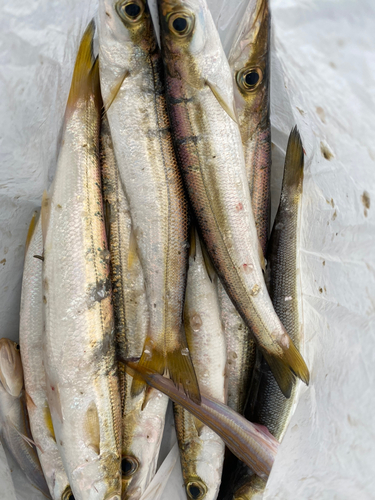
[
  {"x1": 82, "y1": 144, "x2": 87, "y2": 148},
  {"x1": 154, "y1": 303, "x2": 157, "y2": 308},
  {"x1": 168, "y1": 95, "x2": 193, "y2": 105},
  {"x1": 106, "y1": 11, "x2": 110, "y2": 17},
  {"x1": 212, "y1": 155, "x2": 216, "y2": 158},
  {"x1": 361, "y1": 191, "x2": 370, "y2": 217},
  {"x1": 57, "y1": 204, "x2": 62, "y2": 209},
  {"x1": 321, "y1": 142, "x2": 334, "y2": 160},
  {"x1": 323, "y1": 260, "x2": 325, "y2": 266},
  {"x1": 236, "y1": 202, "x2": 243, "y2": 211},
  {"x1": 51, "y1": 386, "x2": 55, "y2": 391},
  {"x1": 86, "y1": 278, "x2": 111, "y2": 308},
  {"x1": 0, "y1": 258, "x2": 5, "y2": 265},
  {"x1": 175, "y1": 135, "x2": 200, "y2": 146},
  {"x1": 43, "y1": 296, "x2": 47, "y2": 304},
  {"x1": 60, "y1": 440, "x2": 63, "y2": 446}
]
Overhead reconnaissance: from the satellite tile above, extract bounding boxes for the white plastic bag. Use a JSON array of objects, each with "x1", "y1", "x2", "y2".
[{"x1": 1, "y1": 0, "x2": 374, "y2": 498}]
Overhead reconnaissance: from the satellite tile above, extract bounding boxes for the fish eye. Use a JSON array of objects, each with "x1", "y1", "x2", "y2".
[
  {"x1": 236, "y1": 67, "x2": 263, "y2": 92},
  {"x1": 168, "y1": 12, "x2": 194, "y2": 37},
  {"x1": 186, "y1": 480, "x2": 207, "y2": 499},
  {"x1": 116, "y1": 0, "x2": 145, "y2": 23},
  {"x1": 15, "y1": 344, "x2": 20, "y2": 351},
  {"x1": 121, "y1": 456, "x2": 139, "y2": 476}
]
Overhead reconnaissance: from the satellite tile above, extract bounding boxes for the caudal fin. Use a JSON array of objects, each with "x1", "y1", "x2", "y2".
[
  {"x1": 263, "y1": 340, "x2": 309, "y2": 399},
  {"x1": 131, "y1": 339, "x2": 201, "y2": 404},
  {"x1": 66, "y1": 19, "x2": 100, "y2": 114}
]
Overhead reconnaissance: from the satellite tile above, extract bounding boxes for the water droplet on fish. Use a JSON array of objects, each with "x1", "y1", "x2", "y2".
[
  {"x1": 190, "y1": 313, "x2": 202, "y2": 331},
  {"x1": 181, "y1": 348, "x2": 189, "y2": 356},
  {"x1": 284, "y1": 296, "x2": 292, "y2": 301},
  {"x1": 250, "y1": 284, "x2": 260, "y2": 296},
  {"x1": 243, "y1": 263, "x2": 254, "y2": 273}
]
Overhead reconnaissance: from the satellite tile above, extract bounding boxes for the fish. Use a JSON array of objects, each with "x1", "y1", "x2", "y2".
[
  {"x1": 157, "y1": 0, "x2": 309, "y2": 398},
  {"x1": 19, "y1": 213, "x2": 71, "y2": 500},
  {"x1": 218, "y1": 2, "x2": 271, "y2": 496},
  {"x1": 123, "y1": 359, "x2": 279, "y2": 480},
  {"x1": 100, "y1": 113, "x2": 169, "y2": 500},
  {"x1": 228, "y1": 0, "x2": 271, "y2": 256},
  {"x1": 0, "y1": 338, "x2": 51, "y2": 498},
  {"x1": 232, "y1": 126, "x2": 306, "y2": 499},
  {"x1": 221, "y1": 0, "x2": 271, "y2": 415},
  {"x1": 42, "y1": 21, "x2": 122, "y2": 500},
  {"x1": 174, "y1": 233, "x2": 226, "y2": 500},
  {"x1": 98, "y1": 0, "x2": 200, "y2": 404}
]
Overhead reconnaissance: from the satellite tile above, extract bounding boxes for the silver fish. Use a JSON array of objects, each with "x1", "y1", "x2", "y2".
[
  {"x1": 157, "y1": 0, "x2": 309, "y2": 398},
  {"x1": 20, "y1": 213, "x2": 71, "y2": 500},
  {"x1": 0, "y1": 338, "x2": 50, "y2": 498},
  {"x1": 42, "y1": 21, "x2": 122, "y2": 500}
]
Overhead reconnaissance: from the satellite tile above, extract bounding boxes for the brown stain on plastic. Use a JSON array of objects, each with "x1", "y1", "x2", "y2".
[
  {"x1": 361, "y1": 191, "x2": 370, "y2": 217},
  {"x1": 321, "y1": 142, "x2": 334, "y2": 160}
]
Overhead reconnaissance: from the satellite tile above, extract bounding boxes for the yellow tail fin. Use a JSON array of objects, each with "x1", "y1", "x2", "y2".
[
  {"x1": 66, "y1": 19, "x2": 100, "y2": 113},
  {"x1": 263, "y1": 340, "x2": 309, "y2": 399},
  {"x1": 131, "y1": 338, "x2": 201, "y2": 404}
]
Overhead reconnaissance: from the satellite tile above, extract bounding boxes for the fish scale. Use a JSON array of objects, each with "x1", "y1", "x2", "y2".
[
  {"x1": 157, "y1": 0, "x2": 309, "y2": 399},
  {"x1": 42, "y1": 21, "x2": 122, "y2": 500}
]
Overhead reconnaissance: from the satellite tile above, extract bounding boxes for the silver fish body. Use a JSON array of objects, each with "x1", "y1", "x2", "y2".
[
  {"x1": 0, "y1": 338, "x2": 50, "y2": 498},
  {"x1": 43, "y1": 22, "x2": 122, "y2": 500},
  {"x1": 100, "y1": 114, "x2": 169, "y2": 500},
  {"x1": 174, "y1": 235, "x2": 226, "y2": 500},
  {"x1": 98, "y1": 0, "x2": 200, "y2": 404},
  {"x1": 20, "y1": 215, "x2": 71, "y2": 500}
]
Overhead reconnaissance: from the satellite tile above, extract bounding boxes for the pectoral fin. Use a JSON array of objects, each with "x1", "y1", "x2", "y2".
[
  {"x1": 84, "y1": 401, "x2": 100, "y2": 455},
  {"x1": 103, "y1": 70, "x2": 129, "y2": 114},
  {"x1": 205, "y1": 79, "x2": 238, "y2": 124}
]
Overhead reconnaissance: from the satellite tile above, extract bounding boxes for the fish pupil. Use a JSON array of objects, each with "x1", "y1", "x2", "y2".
[
  {"x1": 121, "y1": 456, "x2": 138, "y2": 476},
  {"x1": 245, "y1": 71, "x2": 259, "y2": 86},
  {"x1": 188, "y1": 485, "x2": 202, "y2": 499},
  {"x1": 125, "y1": 3, "x2": 141, "y2": 17},
  {"x1": 173, "y1": 17, "x2": 187, "y2": 32},
  {"x1": 68, "y1": 495, "x2": 75, "y2": 500}
]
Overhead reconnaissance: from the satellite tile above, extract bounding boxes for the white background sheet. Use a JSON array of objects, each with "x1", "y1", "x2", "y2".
[{"x1": 0, "y1": 0, "x2": 374, "y2": 498}]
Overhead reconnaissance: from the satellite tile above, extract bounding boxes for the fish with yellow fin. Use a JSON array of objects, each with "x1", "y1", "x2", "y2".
[
  {"x1": 20, "y1": 212, "x2": 71, "y2": 500},
  {"x1": 42, "y1": 20, "x2": 122, "y2": 500}
]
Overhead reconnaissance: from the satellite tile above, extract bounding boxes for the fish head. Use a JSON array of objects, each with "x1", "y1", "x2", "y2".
[
  {"x1": 183, "y1": 426, "x2": 224, "y2": 500},
  {"x1": 0, "y1": 338, "x2": 23, "y2": 397},
  {"x1": 157, "y1": 0, "x2": 233, "y2": 96},
  {"x1": 228, "y1": 0, "x2": 270, "y2": 132},
  {"x1": 98, "y1": 0, "x2": 157, "y2": 104}
]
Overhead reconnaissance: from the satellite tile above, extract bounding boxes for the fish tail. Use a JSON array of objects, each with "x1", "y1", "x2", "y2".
[
  {"x1": 262, "y1": 341, "x2": 309, "y2": 398},
  {"x1": 130, "y1": 342, "x2": 165, "y2": 397},
  {"x1": 66, "y1": 19, "x2": 101, "y2": 113},
  {"x1": 283, "y1": 125, "x2": 304, "y2": 189},
  {"x1": 131, "y1": 339, "x2": 201, "y2": 404},
  {"x1": 166, "y1": 346, "x2": 201, "y2": 405}
]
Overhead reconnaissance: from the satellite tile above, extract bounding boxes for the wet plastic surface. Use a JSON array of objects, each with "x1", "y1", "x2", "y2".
[{"x1": 0, "y1": 0, "x2": 374, "y2": 498}]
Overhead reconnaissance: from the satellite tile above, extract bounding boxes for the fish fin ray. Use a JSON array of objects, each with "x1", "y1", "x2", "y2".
[
  {"x1": 25, "y1": 212, "x2": 38, "y2": 256},
  {"x1": 103, "y1": 70, "x2": 129, "y2": 114},
  {"x1": 128, "y1": 227, "x2": 138, "y2": 270},
  {"x1": 66, "y1": 19, "x2": 97, "y2": 112},
  {"x1": 262, "y1": 340, "x2": 309, "y2": 398},
  {"x1": 282, "y1": 126, "x2": 304, "y2": 190},
  {"x1": 199, "y1": 237, "x2": 216, "y2": 282},
  {"x1": 130, "y1": 344, "x2": 165, "y2": 397},
  {"x1": 205, "y1": 79, "x2": 238, "y2": 124},
  {"x1": 8, "y1": 419, "x2": 42, "y2": 453},
  {"x1": 167, "y1": 347, "x2": 201, "y2": 405}
]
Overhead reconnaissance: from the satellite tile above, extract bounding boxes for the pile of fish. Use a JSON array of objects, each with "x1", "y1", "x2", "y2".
[{"x1": 0, "y1": 0, "x2": 309, "y2": 499}]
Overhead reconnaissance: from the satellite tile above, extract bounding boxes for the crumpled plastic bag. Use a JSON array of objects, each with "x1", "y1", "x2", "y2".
[{"x1": 1, "y1": 0, "x2": 374, "y2": 498}]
